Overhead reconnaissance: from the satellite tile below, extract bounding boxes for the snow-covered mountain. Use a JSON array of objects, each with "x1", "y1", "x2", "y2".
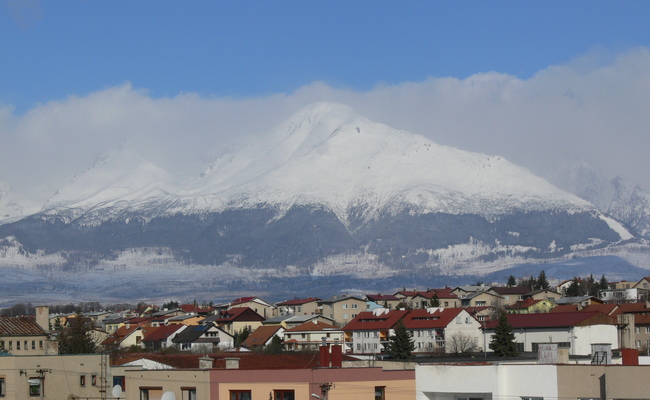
[
  {"x1": 43, "y1": 103, "x2": 595, "y2": 223},
  {"x1": 0, "y1": 178, "x2": 31, "y2": 222},
  {"x1": 549, "y1": 159, "x2": 650, "y2": 239},
  {"x1": 0, "y1": 103, "x2": 638, "y2": 284}
]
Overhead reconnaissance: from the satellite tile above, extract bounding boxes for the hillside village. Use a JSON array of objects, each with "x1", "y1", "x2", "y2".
[{"x1": 3, "y1": 274, "x2": 650, "y2": 399}]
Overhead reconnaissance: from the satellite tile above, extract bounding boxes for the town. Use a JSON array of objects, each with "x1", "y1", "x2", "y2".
[{"x1": 3, "y1": 273, "x2": 650, "y2": 399}]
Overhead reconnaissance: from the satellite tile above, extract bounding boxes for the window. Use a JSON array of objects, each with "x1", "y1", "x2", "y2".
[
  {"x1": 16, "y1": 341, "x2": 20, "y2": 350},
  {"x1": 0, "y1": 377, "x2": 5, "y2": 397},
  {"x1": 456, "y1": 317, "x2": 461, "y2": 324},
  {"x1": 375, "y1": 386, "x2": 385, "y2": 400},
  {"x1": 274, "y1": 390, "x2": 295, "y2": 400},
  {"x1": 352, "y1": 304, "x2": 358, "y2": 309},
  {"x1": 646, "y1": 327, "x2": 650, "y2": 334},
  {"x1": 636, "y1": 327, "x2": 641, "y2": 334},
  {"x1": 140, "y1": 388, "x2": 162, "y2": 400},
  {"x1": 113, "y1": 376, "x2": 125, "y2": 391},
  {"x1": 343, "y1": 313, "x2": 348, "y2": 319},
  {"x1": 92, "y1": 375, "x2": 97, "y2": 386},
  {"x1": 182, "y1": 388, "x2": 197, "y2": 400},
  {"x1": 297, "y1": 306, "x2": 302, "y2": 312},
  {"x1": 31, "y1": 341, "x2": 36, "y2": 350},
  {"x1": 39, "y1": 341, "x2": 44, "y2": 349},
  {"x1": 80, "y1": 375, "x2": 86, "y2": 386},
  {"x1": 7, "y1": 342, "x2": 11, "y2": 350},
  {"x1": 29, "y1": 378, "x2": 42, "y2": 397},
  {"x1": 230, "y1": 390, "x2": 252, "y2": 400},
  {"x1": 342, "y1": 304, "x2": 348, "y2": 309}
]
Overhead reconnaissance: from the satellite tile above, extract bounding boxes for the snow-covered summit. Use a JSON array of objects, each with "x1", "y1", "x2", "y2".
[{"x1": 40, "y1": 102, "x2": 595, "y2": 223}]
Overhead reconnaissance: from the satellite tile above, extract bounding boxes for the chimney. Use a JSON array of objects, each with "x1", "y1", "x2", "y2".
[
  {"x1": 225, "y1": 357, "x2": 240, "y2": 369},
  {"x1": 35, "y1": 306, "x2": 50, "y2": 332},
  {"x1": 331, "y1": 341, "x2": 343, "y2": 368},
  {"x1": 621, "y1": 348, "x2": 639, "y2": 365},
  {"x1": 319, "y1": 338, "x2": 330, "y2": 367},
  {"x1": 199, "y1": 355, "x2": 214, "y2": 369}
]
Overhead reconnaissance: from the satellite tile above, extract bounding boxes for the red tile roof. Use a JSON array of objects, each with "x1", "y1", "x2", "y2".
[
  {"x1": 403, "y1": 308, "x2": 465, "y2": 329},
  {"x1": 342, "y1": 310, "x2": 409, "y2": 331},
  {"x1": 551, "y1": 304, "x2": 619, "y2": 315},
  {"x1": 0, "y1": 317, "x2": 47, "y2": 336},
  {"x1": 142, "y1": 325, "x2": 185, "y2": 342},
  {"x1": 366, "y1": 294, "x2": 400, "y2": 302},
  {"x1": 485, "y1": 311, "x2": 615, "y2": 329},
  {"x1": 507, "y1": 298, "x2": 543, "y2": 309},
  {"x1": 242, "y1": 325, "x2": 282, "y2": 348},
  {"x1": 112, "y1": 352, "x2": 332, "y2": 369},
  {"x1": 231, "y1": 297, "x2": 257, "y2": 305},
  {"x1": 213, "y1": 307, "x2": 265, "y2": 323},
  {"x1": 179, "y1": 304, "x2": 215, "y2": 314}
]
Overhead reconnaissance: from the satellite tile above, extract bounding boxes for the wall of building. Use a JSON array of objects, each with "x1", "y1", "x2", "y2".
[
  {"x1": 125, "y1": 369, "x2": 211, "y2": 400},
  {"x1": 0, "y1": 354, "x2": 104, "y2": 400}
]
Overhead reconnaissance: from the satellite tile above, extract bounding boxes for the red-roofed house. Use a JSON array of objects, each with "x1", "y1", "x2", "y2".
[
  {"x1": 484, "y1": 311, "x2": 618, "y2": 355},
  {"x1": 365, "y1": 294, "x2": 403, "y2": 310},
  {"x1": 404, "y1": 308, "x2": 482, "y2": 353},
  {"x1": 242, "y1": 325, "x2": 284, "y2": 350},
  {"x1": 0, "y1": 312, "x2": 55, "y2": 355},
  {"x1": 506, "y1": 298, "x2": 556, "y2": 314},
  {"x1": 208, "y1": 307, "x2": 265, "y2": 335},
  {"x1": 283, "y1": 320, "x2": 344, "y2": 351},
  {"x1": 342, "y1": 309, "x2": 409, "y2": 354},
  {"x1": 411, "y1": 289, "x2": 460, "y2": 309},
  {"x1": 141, "y1": 324, "x2": 186, "y2": 351},
  {"x1": 229, "y1": 297, "x2": 277, "y2": 318},
  {"x1": 275, "y1": 297, "x2": 320, "y2": 316}
]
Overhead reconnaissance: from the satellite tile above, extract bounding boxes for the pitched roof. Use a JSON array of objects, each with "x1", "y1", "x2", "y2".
[
  {"x1": 366, "y1": 294, "x2": 401, "y2": 302},
  {"x1": 179, "y1": 304, "x2": 215, "y2": 314},
  {"x1": 485, "y1": 311, "x2": 615, "y2": 329},
  {"x1": 342, "y1": 310, "x2": 409, "y2": 331},
  {"x1": 285, "y1": 321, "x2": 340, "y2": 332},
  {"x1": 276, "y1": 298, "x2": 320, "y2": 306},
  {"x1": 551, "y1": 303, "x2": 619, "y2": 315},
  {"x1": 210, "y1": 307, "x2": 265, "y2": 323},
  {"x1": 612, "y1": 302, "x2": 650, "y2": 315},
  {"x1": 403, "y1": 308, "x2": 465, "y2": 329},
  {"x1": 491, "y1": 286, "x2": 531, "y2": 295},
  {"x1": 318, "y1": 295, "x2": 365, "y2": 304},
  {"x1": 242, "y1": 325, "x2": 283, "y2": 348},
  {"x1": 507, "y1": 298, "x2": 544, "y2": 309},
  {"x1": 0, "y1": 317, "x2": 47, "y2": 336},
  {"x1": 172, "y1": 325, "x2": 213, "y2": 343},
  {"x1": 142, "y1": 325, "x2": 185, "y2": 343}
]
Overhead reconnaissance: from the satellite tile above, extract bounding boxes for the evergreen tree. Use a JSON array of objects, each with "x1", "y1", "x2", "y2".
[
  {"x1": 264, "y1": 335, "x2": 284, "y2": 354},
  {"x1": 386, "y1": 319, "x2": 415, "y2": 360},
  {"x1": 507, "y1": 275, "x2": 517, "y2": 287},
  {"x1": 234, "y1": 326, "x2": 251, "y2": 348},
  {"x1": 58, "y1": 315, "x2": 97, "y2": 354},
  {"x1": 599, "y1": 275, "x2": 609, "y2": 290},
  {"x1": 536, "y1": 270, "x2": 549, "y2": 290},
  {"x1": 489, "y1": 314, "x2": 518, "y2": 357},
  {"x1": 429, "y1": 293, "x2": 440, "y2": 307},
  {"x1": 565, "y1": 278, "x2": 581, "y2": 297}
]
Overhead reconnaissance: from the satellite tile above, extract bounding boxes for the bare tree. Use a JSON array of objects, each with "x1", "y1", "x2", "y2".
[{"x1": 447, "y1": 332, "x2": 477, "y2": 354}]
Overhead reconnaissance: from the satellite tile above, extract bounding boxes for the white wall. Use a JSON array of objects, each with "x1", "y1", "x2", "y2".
[{"x1": 416, "y1": 364, "x2": 559, "y2": 400}]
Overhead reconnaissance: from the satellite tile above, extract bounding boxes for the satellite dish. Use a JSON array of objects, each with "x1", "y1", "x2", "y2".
[
  {"x1": 161, "y1": 391, "x2": 176, "y2": 400},
  {"x1": 112, "y1": 385, "x2": 123, "y2": 398}
]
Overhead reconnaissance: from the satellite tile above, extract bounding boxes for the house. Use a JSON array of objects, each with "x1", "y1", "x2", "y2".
[
  {"x1": 283, "y1": 320, "x2": 344, "y2": 351},
  {"x1": 416, "y1": 362, "x2": 650, "y2": 400},
  {"x1": 0, "y1": 354, "x2": 105, "y2": 399},
  {"x1": 0, "y1": 306, "x2": 56, "y2": 355},
  {"x1": 507, "y1": 298, "x2": 557, "y2": 314},
  {"x1": 275, "y1": 297, "x2": 321, "y2": 315},
  {"x1": 121, "y1": 348, "x2": 415, "y2": 400},
  {"x1": 483, "y1": 311, "x2": 618, "y2": 356},
  {"x1": 205, "y1": 307, "x2": 265, "y2": 336},
  {"x1": 229, "y1": 297, "x2": 277, "y2": 319},
  {"x1": 171, "y1": 324, "x2": 234, "y2": 351},
  {"x1": 523, "y1": 288, "x2": 562, "y2": 302},
  {"x1": 342, "y1": 309, "x2": 410, "y2": 354},
  {"x1": 166, "y1": 314, "x2": 205, "y2": 326},
  {"x1": 103, "y1": 325, "x2": 150, "y2": 349},
  {"x1": 489, "y1": 286, "x2": 531, "y2": 306},
  {"x1": 141, "y1": 324, "x2": 186, "y2": 351},
  {"x1": 403, "y1": 308, "x2": 483, "y2": 354},
  {"x1": 411, "y1": 289, "x2": 460, "y2": 309},
  {"x1": 317, "y1": 295, "x2": 367, "y2": 326},
  {"x1": 263, "y1": 313, "x2": 336, "y2": 329},
  {"x1": 458, "y1": 290, "x2": 503, "y2": 308},
  {"x1": 178, "y1": 303, "x2": 215, "y2": 315},
  {"x1": 633, "y1": 314, "x2": 650, "y2": 354},
  {"x1": 242, "y1": 325, "x2": 284, "y2": 350},
  {"x1": 366, "y1": 294, "x2": 403, "y2": 310}
]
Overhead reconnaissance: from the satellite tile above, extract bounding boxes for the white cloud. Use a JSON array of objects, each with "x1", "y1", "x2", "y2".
[{"x1": 1, "y1": 47, "x2": 650, "y2": 207}]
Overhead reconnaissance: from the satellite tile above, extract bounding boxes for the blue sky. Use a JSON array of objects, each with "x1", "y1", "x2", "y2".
[
  {"x1": 1, "y1": 1, "x2": 650, "y2": 205},
  {"x1": 2, "y1": 2, "x2": 648, "y2": 111}
]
